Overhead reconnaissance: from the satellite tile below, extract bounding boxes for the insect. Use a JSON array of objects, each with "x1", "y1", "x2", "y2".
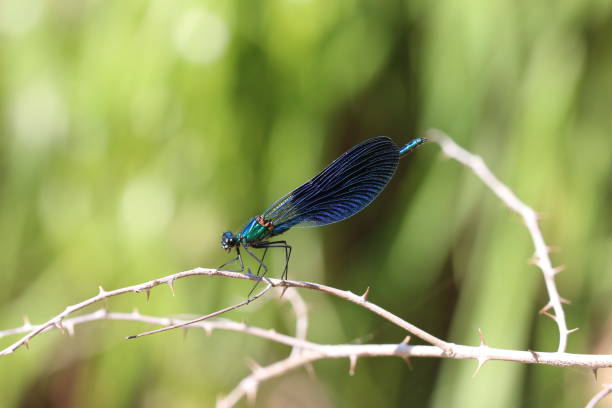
[{"x1": 219, "y1": 136, "x2": 427, "y2": 283}]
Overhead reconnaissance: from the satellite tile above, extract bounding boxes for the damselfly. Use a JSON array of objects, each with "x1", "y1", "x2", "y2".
[{"x1": 219, "y1": 136, "x2": 427, "y2": 282}]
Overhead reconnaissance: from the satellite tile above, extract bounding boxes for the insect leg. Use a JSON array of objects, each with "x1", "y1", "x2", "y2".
[
  {"x1": 254, "y1": 247, "x2": 269, "y2": 277},
  {"x1": 217, "y1": 247, "x2": 245, "y2": 272},
  {"x1": 243, "y1": 245, "x2": 272, "y2": 298},
  {"x1": 252, "y1": 241, "x2": 292, "y2": 281},
  {"x1": 243, "y1": 245, "x2": 268, "y2": 277}
]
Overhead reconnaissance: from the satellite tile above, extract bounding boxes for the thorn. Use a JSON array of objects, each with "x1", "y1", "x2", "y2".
[
  {"x1": 131, "y1": 308, "x2": 140, "y2": 317},
  {"x1": 167, "y1": 279, "x2": 176, "y2": 296},
  {"x1": 528, "y1": 349, "x2": 540, "y2": 363},
  {"x1": 24, "y1": 340, "x2": 30, "y2": 350},
  {"x1": 403, "y1": 356, "x2": 413, "y2": 370},
  {"x1": 592, "y1": 368, "x2": 598, "y2": 382},
  {"x1": 182, "y1": 327, "x2": 189, "y2": 340},
  {"x1": 528, "y1": 256, "x2": 540, "y2": 266},
  {"x1": 567, "y1": 327, "x2": 579, "y2": 335},
  {"x1": 22, "y1": 316, "x2": 32, "y2": 330},
  {"x1": 547, "y1": 245, "x2": 560, "y2": 253},
  {"x1": 552, "y1": 265, "x2": 566, "y2": 275},
  {"x1": 64, "y1": 322, "x2": 75, "y2": 337},
  {"x1": 538, "y1": 302, "x2": 552, "y2": 314},
  {"x1": 560, "y1": 297, "x2": 571, "y2": 305},
  {"x1": 349, "y1": 355, "x2": 358, "y2": 376},
  {"x1": 202, "y1": 324, "x2": 213, "y2": 336},
  {"x1": 361, "y1": 287, "x2": 370, "y2": 301},
  {"x1": 98, "y1": 286, "x2": 106, "y2": 296},
  {"x1": 473, "y1": 357, "x2": 488, "y2": 377},
  {"x1": 305, "y1": 363, "x2": 317, "y2": 379},
  {"x1": 400, "y1": 336, "x2": 411, "y2": 346},
  {"x1": 280, "y1": 286, "x2": 289, "y2": 298},
  {"x1": 540, "y1": 310, "x2": 556, "y2": 320},
  {"x1": 478, "y1": 328, "x2": 487, "y2": 347},
  {"x1": 247, "y1": 359, "x2": 262, "y2": 374},
  {"x1": 145, "y1": 288, "x2": 151, "y2": 302}
]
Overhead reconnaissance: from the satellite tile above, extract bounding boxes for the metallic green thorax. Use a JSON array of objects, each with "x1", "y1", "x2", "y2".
[{"x1": 239, "y1": 216, "x2": 274, "y2": 244}]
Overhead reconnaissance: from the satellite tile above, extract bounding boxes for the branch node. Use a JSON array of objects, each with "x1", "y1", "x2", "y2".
[
  {"x1": 538, "y1": 302, "x2": 552, "y2": 315},
  {"x1": 64, "y1": 321, "x2": 75, "y2": 337},
  {"x1": 361, "y1": 287, "x2": 370, "y2": 301},
  {"x1": 349, "y1": 355, "x2": 358, "y2": 376},
  {"x1": 243, "y1": 378, "x2": 258, "y2": 405}
]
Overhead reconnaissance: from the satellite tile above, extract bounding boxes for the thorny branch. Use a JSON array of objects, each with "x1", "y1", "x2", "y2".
[
  {"x1": 2, "y1": 131, "x2": 608, "y2": 407},
  {"x1": 428, "y1": 129, "x2": 573, "y2": 353},
  {"x1": 0, "y1": 270, "x2": 451, "y2": 356},
  {"x1": 4, "y1": 307, "x2": 612, "y2": 370},
  {"x1": 3, "y1": 309, "x2": 611, "y2": 369}
]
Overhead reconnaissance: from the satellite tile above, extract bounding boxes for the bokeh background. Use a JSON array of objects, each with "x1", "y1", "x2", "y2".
[{"x1": 1, "y1": 0, "x2": 612, "y2": 407}]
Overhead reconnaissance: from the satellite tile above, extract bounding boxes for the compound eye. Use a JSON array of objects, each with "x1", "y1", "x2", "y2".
[{"x1": 221, "y1": 232, "x2": 234, "y2": 249}]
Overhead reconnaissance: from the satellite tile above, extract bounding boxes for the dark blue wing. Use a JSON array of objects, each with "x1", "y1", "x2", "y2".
[{"x1": 262, "y1": 137, "x2": 400, "y2": 232}]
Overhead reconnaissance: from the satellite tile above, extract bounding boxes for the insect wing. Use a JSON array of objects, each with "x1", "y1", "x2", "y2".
[{"x1": 263, "y1": 137, "x2": 400, "y2": 230}]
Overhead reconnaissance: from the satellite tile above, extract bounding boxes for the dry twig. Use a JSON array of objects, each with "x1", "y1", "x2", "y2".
[
  {"x1": 3, "y1": 309, "x2": 612, "y2": 371},
  {"x1": 428, "y1": 129, "x2": 572, "y2": 352},
  {"x1": 0, "y1": 269, "x2": 451, "y2": 356}
]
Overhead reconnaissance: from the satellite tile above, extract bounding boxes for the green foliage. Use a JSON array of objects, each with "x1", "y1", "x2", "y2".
[{"x1": 1, "y1": 0, "x2": 611, "y2": 406}]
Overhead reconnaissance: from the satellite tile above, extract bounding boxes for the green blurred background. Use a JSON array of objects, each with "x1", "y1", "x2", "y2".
[{"x1": 1, "y1": 0, "x2": 612, "y2": 406}]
